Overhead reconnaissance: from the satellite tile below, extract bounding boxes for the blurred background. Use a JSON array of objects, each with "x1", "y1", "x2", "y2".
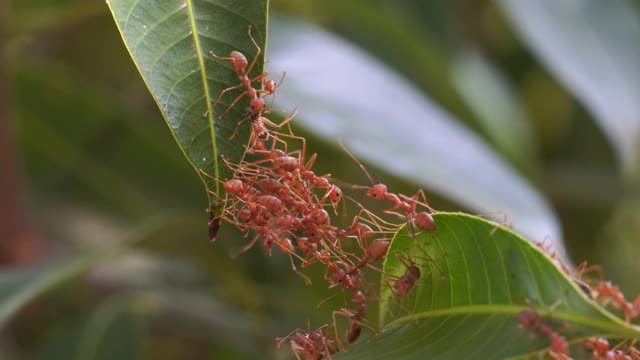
[{"x1": 2, "y1": 0, "x2": 640, "y2": 359}]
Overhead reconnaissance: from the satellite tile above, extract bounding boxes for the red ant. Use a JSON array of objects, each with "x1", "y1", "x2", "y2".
[
  {"x1": 330, "y1": 289, "x2": 378, "y2": 350},
  {"x1": 517, "y1": 303, "x2": 569, "y2": 357},
  {"x1": 205, "y1": 26, "x2": 286, "y2": 118},
  {"x1": 585, "y1": 338, "x2": 640, "y2": 360},
  {"x1": 593, "y1": 281, "x2": 640, "y2": 323},
  {"x1": 277, "y1": 325, "x2": 336, "y2": 360},
  {"x1": 338, "y1": 139, "x2": 436, "y2": 234}
]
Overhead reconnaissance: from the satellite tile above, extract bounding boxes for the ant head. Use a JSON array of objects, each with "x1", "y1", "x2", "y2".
[
  {"x1": 367, "y1": 184, "x2": 387, "y2": 200},
  {"x1": 249, "y1": 98, "x2": 265, "y2": 114},
  {"x1": 264, "y1": 79, "x2": 276, "y2": 93},
  {"x1": 263, "y1": 235, "x2": 275, "y2": 253},
  {"x1": 237, "y1": 207, "x2": 252, "y2": 222},
  {"x1": 229, "y1": 51, "x2": 248, "y2": 74},
  {"x1": 517, "y1": 310, "x2": 539, "y2": 330},
  {"x1": 329, "y1": 186, "x2": 342, "y2": 203},
  {"x1": 223, "y1": 178, "x2": 243, "y2": 195},
  {"x1": 308, "y1": 329, "x2": 324, "y2": 342}
]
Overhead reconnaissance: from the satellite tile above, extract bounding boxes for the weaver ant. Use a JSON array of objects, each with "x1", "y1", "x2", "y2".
[
  {"x1": 517, "y1": 302, "x2": 569, "y2": 357},
  {"x1": 205, "y1": 25, "x2": 286, "y2": 118},
  {"x1": 338, "y1": 139, "x2": 436, "y2": 234},
  {"x1": 329, "y1": 284, "x2": 379, "y2": 350},
  {"x1": 593, "y1": 281, "x2": 640, "y2": 324},
  {"x1": 277, "y1": 325, "x2": 337, "y2": 360},
  {"x1": 585, "y1": 338, "x2": 640, "y2": 359}
]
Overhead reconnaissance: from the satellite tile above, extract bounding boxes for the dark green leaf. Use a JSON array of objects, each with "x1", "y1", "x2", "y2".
[
  {"x1": 339, "y1": 213, "x2": 640, "y2": 359},
  {"x1": 106, "y1": 0, "x2": 269, "y2": 212}
]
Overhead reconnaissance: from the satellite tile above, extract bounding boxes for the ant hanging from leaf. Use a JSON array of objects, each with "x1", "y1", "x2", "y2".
[{"x1": 204, "y1": 25, "x2": 285, "y2": 118}]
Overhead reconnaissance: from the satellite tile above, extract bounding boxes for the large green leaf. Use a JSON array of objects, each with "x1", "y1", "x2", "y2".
[
  {"x1": 338, "y1": 213, "x2": 640, "y2": 359},
  {"x1": 105, "y1": 0, "x2": 269, "y2": 213}
]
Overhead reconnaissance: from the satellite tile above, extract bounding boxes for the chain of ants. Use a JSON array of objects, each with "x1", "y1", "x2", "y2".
[{"x1": 204, "y1": 26, "x2": 640, "y2": 360}]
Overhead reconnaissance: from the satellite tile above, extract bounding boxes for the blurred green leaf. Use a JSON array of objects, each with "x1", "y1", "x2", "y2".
[
  {"x1": 268, "y1": 20, "x2": 561, "y2": 250},
  {"x1": 106, "y1": 0, "x2": 269, "y2": 212},
  {"x1": 339, "y1": 213, "x2": 640, "y2": 359},
  {"x1": 451, "y1": 50, "x2": 537, "y2": 171},
  {"x1": 499, "y1": 0, "x2": 640, "y2": 177},
  {"x1": 75, "y1": 296, "x2": 146, "y2": 360},
  {"x1": 0, "y1": 213, "x2": 191, "y2": 329}
]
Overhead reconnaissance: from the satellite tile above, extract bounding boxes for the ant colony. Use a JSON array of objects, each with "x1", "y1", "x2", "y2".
[{"x1": 199, "y1": 26, "x2": 640, "y2": 360}]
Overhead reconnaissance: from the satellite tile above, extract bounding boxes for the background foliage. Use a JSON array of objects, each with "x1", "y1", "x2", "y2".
[{"x1": 2, "y1": 0, "x2": 640, "y2": 359}]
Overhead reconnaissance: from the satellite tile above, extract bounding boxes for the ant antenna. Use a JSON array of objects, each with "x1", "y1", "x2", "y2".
[{"x1": 338, "y1": 138, "x2": 374, "y2": 184}]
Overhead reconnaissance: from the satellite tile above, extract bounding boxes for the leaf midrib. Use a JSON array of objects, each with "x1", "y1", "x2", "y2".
[
  {"x1": 185, "y1": 0, "x2": 220, "y2": 196},
  {"x1": 385, "y1": 304, "x2": 640, "y2": 338}
]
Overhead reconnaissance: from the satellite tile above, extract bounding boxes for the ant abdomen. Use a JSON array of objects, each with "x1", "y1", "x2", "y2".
[{"x1": 415, "y1": 211, "x2": 436, "y2": 232}]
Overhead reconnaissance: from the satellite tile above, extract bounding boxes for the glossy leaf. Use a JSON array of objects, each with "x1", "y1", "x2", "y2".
[
  {"x1": 268, "y1": 20, "x2": 562, "y2": 251},
  {"x1": 451, "y1": 50, "x2": 537, "y2": 170},
  {"x1": 106, "y1": 0, "x2": 269, "y2": 212},
  {"x1": 499, "y1": 0, "x2": 640, "y2": 176},
  {"x1": 338, "y1": 213, "x2": 640, "y2": 359}
]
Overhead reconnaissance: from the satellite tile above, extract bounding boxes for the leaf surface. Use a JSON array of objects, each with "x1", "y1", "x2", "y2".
[
  {"x1": 338, "y1": 213, "x2": 640, "y2": 359},
  {"x1": 106, "y1": 0, "x2": 269, "y2": 211}
]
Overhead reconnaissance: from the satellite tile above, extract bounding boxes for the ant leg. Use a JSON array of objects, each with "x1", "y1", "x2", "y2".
[
  {"x1": 248, "y1": 71, "x2": 270, "y2": 84},
  {"x1": 475, "y1": 211, "x2": 512, "y2": 229},
  {"x1": 219, "y1": 90, "x2": 249, "y2": 119},
  {"x1": 305, "y1": 153, "x2": 317, "y2": 171},
  {"x1": 208, "y1": 51, "x2": 235, "y2": 62},
  {"x1": 400, "y1": 189, "x2": 436, "y2": 213},
  {"x1": 262, "y1": 106, "x2": 298, "y2": 129},
  {"x1": 231, "y1": 233, "x2": 260, "y2": 258},
  {"x1": 331, "y1": 310, "x2": 354, "y2": 352},
  {"x1": 245, "y1": 25, "x2": 262, "y2": 76},
  {"x1": 228, "y1": 116, "x2": 249, "y2": 140},
  {"x1": 276, "y1": 328, "x2": 300, "y2": 349},
  {"x1": 316, "y1": 292, "x2": 343, "y2": 310},
  {"x1": 338, "y1": 138, "x2": 375, "y2": 184},
  {"x1": 204, "y1": 84, "x2": 244, "y2": 117},
  {"x1": 288, "y1": 253, "x2": 312, "y2": 285}
]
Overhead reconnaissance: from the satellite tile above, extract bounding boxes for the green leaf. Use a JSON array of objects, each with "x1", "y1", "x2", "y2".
[
  {"x1": 339, "y1": 213, "x2": 640, "y2": 359},
  {"x1": 105, "y1": 0, "x2": 269, "y2": 212}
]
